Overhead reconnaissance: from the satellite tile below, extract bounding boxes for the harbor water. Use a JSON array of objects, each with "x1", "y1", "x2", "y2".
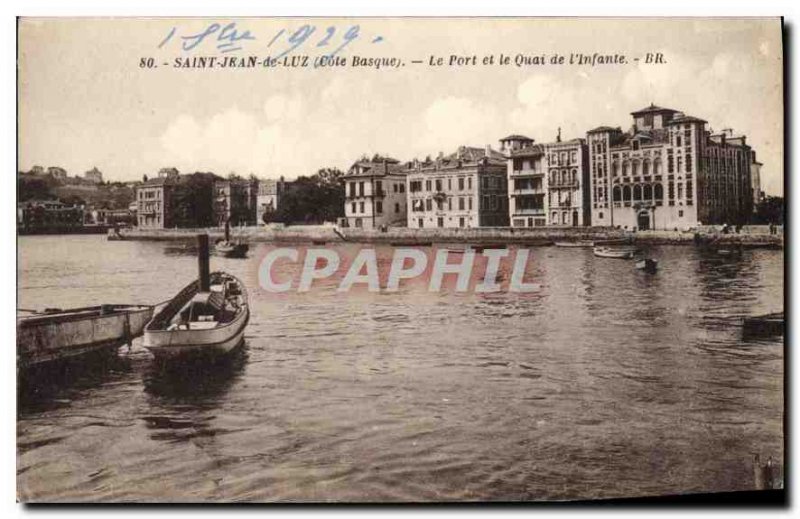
[{"x1": 17, "y1": 235, "x2": 784, "y2": 502}]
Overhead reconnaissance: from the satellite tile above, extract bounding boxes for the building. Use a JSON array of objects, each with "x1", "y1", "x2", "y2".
[
  {"x1": 135, "y1": 168, "x2": 219, "y2": 229},
  {"x1": 136, "y1": 169, "x2": 178, "y2": 229},
  {"x1": 406, "y1": 145, "x2": 508, "y2": 228},
  {"x1": 750, "y1": 150, "x2": 763, "y2": 210},
  {"x1": 586, "y1": 104, "x2": 756, "y2": 230},
  {"x1": 213, "y1": 177, "x2": 259, "y2": 227},
  {"x1": 342, "y1": 156, "x2": 408, "y2": 229},
  {"x1": 17, "y1": 200, "x2": 84, "y2": 233},
  {"x1": 46, "y1": 167, "x2": 67, "y2": 180},
  {"x1": 256, "y1": 177, "x2": 286, "y2": 224},
  {"x1": 501, "y1": 132, "x2": 590, "y2": 228},
  {"x1": 84, "y1": 167, "x2": 103, "y2": 184}
]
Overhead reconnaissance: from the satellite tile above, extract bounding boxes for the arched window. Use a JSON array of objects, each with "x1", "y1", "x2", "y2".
[
  {"x1": 623, "y1": 185, "x2": 631, "y2": 201},
  {"x1": 613, "y1": 186, "x2": 622, "y2": 202},
  {"x1": 562, "y1": 211, "x2": 569, "y2": 224},
  {"x1": 622, "y1": 162, "x2": 629, "y2": 176},
  {"x1": 654, "y1": 183, "x2": 663, "y2": 199},
  {"x1": 654, "y1": 161, "x2": 661, "y2": 175},
  {"x1": 633, "y1": 184, "x2": 642, "y2": 200},
  {"x1": 612, "y1": 162, "x2": 619, "y2": 177},
  {"x1": 552, "y1": 212, "x2": 559, "y2": 224},
  {"x1": 642, "y1": 161, "x2": 650, "y2": 176},
  {"x1": 632, "y1": 161, "x2": 639, "y2": 176},
  {"x1": 572, "y1": 168, "x2": 577, "y2": 183},
  {"x1": 644, "y1": 184, "x2": 653, "y2": 200}
]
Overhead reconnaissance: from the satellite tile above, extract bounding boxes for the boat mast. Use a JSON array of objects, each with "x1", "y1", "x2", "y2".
[{"x1": 198, "y1": 233, "x2": 210, "y2": 292}]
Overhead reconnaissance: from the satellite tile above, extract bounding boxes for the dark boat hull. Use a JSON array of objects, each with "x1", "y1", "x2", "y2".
[{"x1": 17, "y1": 305, "x2": 153, "y2": 368}]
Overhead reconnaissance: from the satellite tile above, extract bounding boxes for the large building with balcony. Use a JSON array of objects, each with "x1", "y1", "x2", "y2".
[
  {"x1": 136, "y1": 168, "x2": 219, "y2": 229},
  {"x1": 587, "y1": 104, "x2": 756, "y2": 231},
  {"x1": 406, "y1": 145, "x2": 508, "y2": 228},
  {"x1": 213, "y1": 177, "x2": 259, "y2": 227},
  {"x1": 342, "y1": 156, "x2": 408, "y2": 229},
  {"x1": 136, "y1": 168, "x2": 178, "y2": 229},
  {"x1": 501, "y1": 134, "x2": 590, "y2": 227}
]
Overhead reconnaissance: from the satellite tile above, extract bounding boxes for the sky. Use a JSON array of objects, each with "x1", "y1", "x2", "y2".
[{"x1": 18, "y1": 17, "x2": 783, "y2": 195}]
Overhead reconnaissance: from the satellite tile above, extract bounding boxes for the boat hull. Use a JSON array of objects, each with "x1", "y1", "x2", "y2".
[
  {"x1": 17, "y1": 305, "x2": 153, "y2": 368},
  {"x1": 593, "y1": 247, "x2": 637, "y2": 259},
  {"x1": 143, "y1": 272, "x2": 250, "y2": 361},
  {"x1": 145, "y1": 310, "x2": 249, "y2": 360}
]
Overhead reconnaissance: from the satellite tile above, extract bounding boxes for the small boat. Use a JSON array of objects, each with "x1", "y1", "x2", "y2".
[
  {"x1": 214, "y1": 240, "x2": 249, "y2": 258},
  {"x1": 17, "y1": 304, "x2": 153, "y2": 368},
  {"x1": 635, "y1": 258, "x2": 659, "y2": 273},
  {"x1": 554, "y1": 240, "x2": 595, "y2": 247},
  {"x1": 593, "y1": 246, "x2": 638, "y2": 259},
  {"x1": 144, "y1": 235, "x2": 249, "y2": 361},
  {"x1": 214, "y1": 219, "x2": 249, "y2": 258},
  {"x1": 743, "y1": 312, "x2": 784, "y2": 338}
]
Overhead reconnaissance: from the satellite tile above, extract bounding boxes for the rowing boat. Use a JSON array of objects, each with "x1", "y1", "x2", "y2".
[
  {"x1": 593, "y1": 246, "x2": 638, "y2": 259},
  {"x1": 17, "y1": 304, "x2": 153, "y2": 368},
  {"x1": 143, "y1": 272, "x2": 249, "y2": 360}
]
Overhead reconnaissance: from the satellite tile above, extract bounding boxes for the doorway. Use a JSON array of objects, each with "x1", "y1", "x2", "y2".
[{"x1": 637, "y1": 211, "x2": 650, "y2": 231}]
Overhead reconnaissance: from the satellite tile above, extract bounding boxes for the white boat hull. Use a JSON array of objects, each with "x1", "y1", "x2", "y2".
[{"x1": 144, "y1": 311, "x2": 248, "y2": 360}]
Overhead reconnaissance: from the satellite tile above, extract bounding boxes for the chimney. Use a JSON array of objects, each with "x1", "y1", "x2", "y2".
[{"x1": 556, "y1": 127, "x2": 562, "y2": 143}]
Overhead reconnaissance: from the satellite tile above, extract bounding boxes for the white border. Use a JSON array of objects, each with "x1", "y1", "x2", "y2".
[{"x1": 4, "y1": 1, "x2": 796, "y2": 518}]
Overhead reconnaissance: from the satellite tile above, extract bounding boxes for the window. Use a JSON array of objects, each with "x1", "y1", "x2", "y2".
[
  {"x1": 418, "y1": 218, "x2": 424, "y2": 228},
  {"x1": 448, "y1": 178, "x2": 452, "y2": 190},
  {"x1": 599, "y1": 212, "x2": 604, "y2": 219},
  {"x1": 375, "y1": 180, "x2": 383, "y2": 196},
  {"x1": 395, "y1": 203, "x2": 400, "y2": 213},
  {"x1": 468, "y1": 177, "x2": 472, "y2": 190},
  {"x1": 425, "y1": 180, "x2": 432, "y2": 192},
  {"x1": 468, "y1": 197, "x2": 473, "y2": 210},
  {"x1": 351, "y1": 202, "x2": 356, "y2": 213},
  {"x1": 676, "y1": 136, "x2": 682, "y2": 147},
  {"x1": 435, "y1": 179, "x2": 442, "y2": 192},
  {"x1": 459, "y1": 217, "x2": 465, "y2": 228},
  {"x1": 448, "y1": 198, "x2": 452, "y2": 210},
  {"x1": 437, "y1": 217, "x2": 444, "y2": 228},
  {"x1": 686, "y1": 154, "x2": 692, "y2": 173},
  {"x1": 425, "y1": 199, "x2": 432, "y2": 211},
  {"x1": 376, "y1": 201, "x2": 383, "y2": 214},
  {"x1": 400, "y1": 184, "x2": 405, "y2": 193},
  {"x1": 459, "y1": 197, "x2": 465, "y2": 210},
  {"x1": 458, "y1": 177, "x2": 465, "y2": 190},
  {"x1": 358, "y1": 182, "x2": 364, "y2": 196},
  {"x1": 678, "y1": 209, "x2": 684, "y2": 217},
  {"x1": 359, "y1": 201, "x2": 365, "y2": 213}
]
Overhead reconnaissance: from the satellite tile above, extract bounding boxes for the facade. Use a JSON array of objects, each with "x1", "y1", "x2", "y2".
[
  {"x1": 213, "y1": 177, "x2": 259, "y2": 227},
  {"x1": 84, "y1": 167, "x2": 103, "y2": 184},
  {"x1": 750, "y1": 150, "x2": 763, "y2": 210},
  {"x1": 501, "y1": 134, "x2": 590, "y2": 227},
  {"x1": 587, "y1": 104, "x2": 755, "y2": 231},
  {"x1": 136, "y1": 169, "x2": 178, "y2": 229},
  {"x1": 406, "y1": 145, "x2": 508, "y2": 228},
  {"x1": 17, "y1": 200, "x2": 84, "y2": 233},
  {"x1": 256, "y1": 178, "x2": 286, "y2": 224},
  {"x1": 342, "y1": 156, "x2": 408, "y2": 229}
]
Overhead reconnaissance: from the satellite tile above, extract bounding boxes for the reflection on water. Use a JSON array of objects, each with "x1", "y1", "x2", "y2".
[{"x1": 17, "y1": 235, "x2": 783, "y2": 502}]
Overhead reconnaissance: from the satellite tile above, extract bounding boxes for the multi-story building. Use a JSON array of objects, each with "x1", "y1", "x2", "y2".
[
  {"x1": 136, "y1": 168, "x2": 178, "y2": 229},
  {"x1": 342, "y1": 156, "x2": 408, "y2": 229},
  {"x1": 213, "y1": 177, "x2": 259, "y2": 227},
  {"x1": 84, "y1": 167, "x2": 103, "y2": 184},
  {"x1": 46, "y1": 167, "x2": 67, "y2": 180},
  {"x1": 17, "y1": 199, "x2": 84, "y2": 233},
  {"x1": 406, "y1": 145, "x2": 508, "y2": 228},
  {"x1": 136, "y1": 168, "x2": 218, "y2": 229},
  {"x1": 750, "y1": 151, "x2": 763, "y2": 208},
  {"x1": 256, "y1": 177, "x2": 286, "y2": 224},
  {"x1": 586, "y1": 104, "x2": 755, "y2": 230},
  {"x1": 501, "y1": 133, "x2": 590, "y2": 227}
]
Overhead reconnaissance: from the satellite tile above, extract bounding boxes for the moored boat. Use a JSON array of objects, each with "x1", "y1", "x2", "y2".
[
  {"x1": 593, "y1": 245, "x2": 639, "y2": 259},
  {"x1": 214, "y1": 219, "x2": 249, "y2": 258},
  {"x1": 144, "y1": 235, "x2": 249, "y2": 361},
  {"x1": 554, "y1": 240, "x2": 595, "y2": 247},
  {"x1": 635, "y1": 258, "x2": 659, "y2": 273},
  {"x1": 17, "y1": 304, "x2": 153, "y2": 368}
]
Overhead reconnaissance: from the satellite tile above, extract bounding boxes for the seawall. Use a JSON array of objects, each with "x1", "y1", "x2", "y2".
[{"x1": 109, "y1": 225, "x2": 784, "y2": 248}]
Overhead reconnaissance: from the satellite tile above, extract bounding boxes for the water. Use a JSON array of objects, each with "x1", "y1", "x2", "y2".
[{"x1": 16, "y1": 235, "x2": 784, "y2": 502}]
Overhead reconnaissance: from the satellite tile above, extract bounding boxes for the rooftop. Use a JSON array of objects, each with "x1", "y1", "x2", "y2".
[{"x1": 630, "y1": 104, "x2": 678, "y2": 116}]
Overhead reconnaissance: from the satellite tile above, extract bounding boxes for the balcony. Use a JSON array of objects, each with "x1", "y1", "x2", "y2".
[
  {"x1": 513, "y1": 208, "x2": 545, "y2": 215},
  {"x1": 510, "y1": 169, "x2": 544, "y2": 177},
  {"x1": 511, "y1": 187, "x2": 545, "y2": 195}
]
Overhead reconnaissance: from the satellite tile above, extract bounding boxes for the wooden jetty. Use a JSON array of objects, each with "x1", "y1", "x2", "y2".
[{"x1": 17, "y1": 304, "x2": 153, "y2": 369}]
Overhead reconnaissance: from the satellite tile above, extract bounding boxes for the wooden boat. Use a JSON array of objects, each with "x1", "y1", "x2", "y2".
[
  {"x1": 214, "y1": 219, "x2": 249, "y2": 258},
  {"x1": 214, "y1": 240, "x2": 249, "y2": 258},
  {"x1": 144, "y1": 235, "x2": 249, "y2": 361},
  {"x1": 593, "y1": 245, "x2": 638, "y2": 259},
  {"x1": 743, "y1": 312, "x2": 784, "y2": 338},
  {"x1": 635, "y1": 258, "x2": 659, "y2": 273},
  {"x1": 554, "y1": 240, "x2": 594, "y2": 247},
  {"x1": 17, "y1": 304, "x2": 153, "y2": 368},
  {"x1": 144, "y1": 272, "x2": 249, "y2": 360}
]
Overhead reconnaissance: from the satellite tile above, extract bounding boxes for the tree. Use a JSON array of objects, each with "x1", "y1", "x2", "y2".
[
  {"x1": 275, "y1": 168, "x2": 345, "y2": 224},
  {"x1": 753, "y1": 196, "x2": 784, "y2": 225},
  {"x1": 172, "y1": 172, "x2": 218, "y2": 228}
]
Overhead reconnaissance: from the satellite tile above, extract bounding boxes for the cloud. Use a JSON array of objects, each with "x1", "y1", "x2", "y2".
[{"x1": 417, "y1": 96, "x2": 505, "y2": 155}]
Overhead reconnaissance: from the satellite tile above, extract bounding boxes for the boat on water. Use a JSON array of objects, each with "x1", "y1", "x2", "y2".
[
  {"x1": 214, "y1": 220, "x2": 249, "y2": 258},
  {"x1": 17, "y1": 304, "x2": 153, "y2": 368},
  {"x1": 144, "y1": 235, "x2": 249, "y2": 361},
  {"x1": 554, "y1": 240, "x2": 595, "y2": 248},
  {"x1": 743, "y1": 312, "x2": 784, "y2": 338},
  {"x1": 593, "y1": 245, "x2": 639, "y2": 259},
  {"x1": 635, "y1": 258, "x2": 659, "y2": 273}
]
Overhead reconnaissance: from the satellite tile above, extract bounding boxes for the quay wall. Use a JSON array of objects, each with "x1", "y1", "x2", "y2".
[{"x1": 110, "y1": 225, "x2": 784, "y2": 247}]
